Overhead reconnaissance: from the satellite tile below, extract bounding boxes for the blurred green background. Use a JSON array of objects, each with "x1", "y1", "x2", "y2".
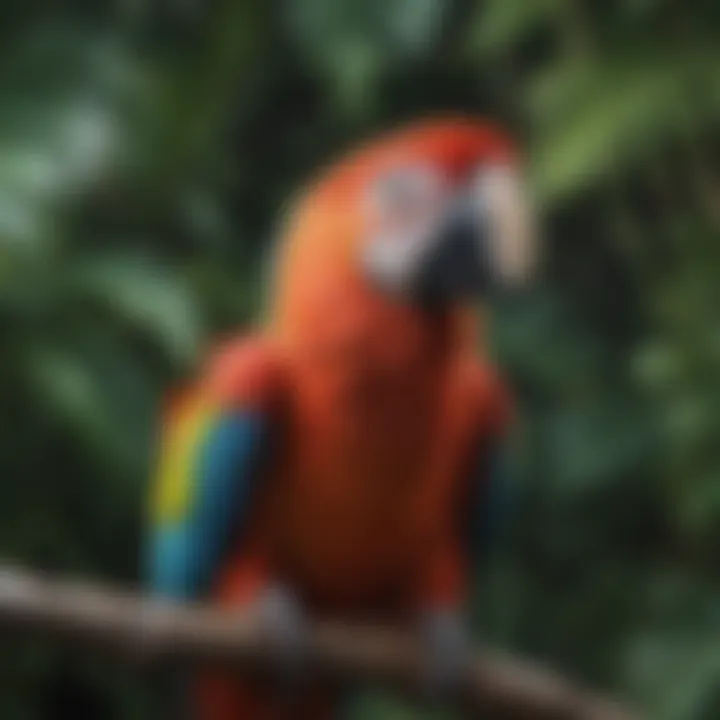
[{"x1": 0, "y1": 0, "x2": 718, "y2": 718}]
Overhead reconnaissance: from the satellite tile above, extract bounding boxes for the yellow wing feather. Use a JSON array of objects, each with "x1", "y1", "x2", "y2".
[{"x1": 150, "y1": 391, "x2": 217, "y2": 525}]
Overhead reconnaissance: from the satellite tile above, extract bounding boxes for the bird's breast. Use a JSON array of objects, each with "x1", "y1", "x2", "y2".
[{"x1": 259, "y1": 356, "x2": 471, "y2": 607}]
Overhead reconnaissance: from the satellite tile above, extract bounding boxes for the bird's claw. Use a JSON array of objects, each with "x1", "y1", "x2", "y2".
[
  {"x1": 418, "y1": 608, "x2": 474, "y2": 703},
  {"x1": 254, "y1": 584, "x2": 308, "y2": 690}
]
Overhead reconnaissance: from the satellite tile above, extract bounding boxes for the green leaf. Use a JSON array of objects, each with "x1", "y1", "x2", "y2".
[
  {"x1": 467, "y1": 0, "x2": 566, "y2": 58},
  {"x1": 530, "y1": 51, "x2": 719, "y2": 203},
  {"x1": 72, "y1": 255, "x2": 202, "y2": 365}
]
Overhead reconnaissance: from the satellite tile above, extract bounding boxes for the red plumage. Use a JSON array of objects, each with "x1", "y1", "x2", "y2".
[{"x1": 190, "y1": 118, "x2": 517, "y2": 718}]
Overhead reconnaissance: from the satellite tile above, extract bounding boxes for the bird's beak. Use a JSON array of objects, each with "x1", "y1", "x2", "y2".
[
  {"x1": 412, "y1": 201, "x2": 493, "y2": 305},
  {"x1": 414, "y1": 168, "x2": 539, "y2": 306}
]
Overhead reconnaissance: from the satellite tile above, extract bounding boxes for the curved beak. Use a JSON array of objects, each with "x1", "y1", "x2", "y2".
[
  {"x1": 361, "y1": 167, "x2": 538, "y2": 307},
  {"x1": 413, "y1": 203, "x2": 494, "y2": 305},
  {"x1": 414, "y1": 171, "x2": 538, "y2": 306}
]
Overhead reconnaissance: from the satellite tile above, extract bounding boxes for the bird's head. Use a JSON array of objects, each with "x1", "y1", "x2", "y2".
[{"x1": 270, "y1": 117, "x2": 539, "y2": 351}]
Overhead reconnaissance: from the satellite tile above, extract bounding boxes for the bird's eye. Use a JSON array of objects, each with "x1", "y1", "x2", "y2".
[
  {"x1": 362, "y1": 164, "x2": 448, "y2": 294},
  {"x1": 367, "y1": 164, "x2": 447, "y2": 230}
]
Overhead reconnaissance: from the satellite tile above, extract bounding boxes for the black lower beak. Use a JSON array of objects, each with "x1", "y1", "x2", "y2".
[{"x1": 414, "y1": 206, "x2": 493, "y2": 306}]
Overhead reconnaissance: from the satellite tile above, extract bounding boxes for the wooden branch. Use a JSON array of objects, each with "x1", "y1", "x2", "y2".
[{"x1": 0, "y1": 565, "x2": 638, "y2": 720}]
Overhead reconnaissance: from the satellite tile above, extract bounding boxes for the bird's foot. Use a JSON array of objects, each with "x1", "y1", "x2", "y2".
[
  {"x1": 418, "y1": 608, "x2": 475, "y2": 704},
  {"x1": 253, "y1": 584, "x2": 309, "y2": 692}
]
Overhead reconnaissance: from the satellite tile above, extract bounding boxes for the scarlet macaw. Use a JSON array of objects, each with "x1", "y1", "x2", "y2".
[{"x1": 147, "y1": 117, "x2": 537, "y2": 719}]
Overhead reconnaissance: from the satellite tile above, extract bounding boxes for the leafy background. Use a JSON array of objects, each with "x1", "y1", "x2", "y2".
[{"x1": 0, "y1": 0, "x2": 718, "y2": 718}]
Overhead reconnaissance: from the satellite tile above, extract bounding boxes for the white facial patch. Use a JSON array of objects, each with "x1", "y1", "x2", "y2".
[
  {"x1": 362, "y1": 163, "x2": 449, "y2": 294},
  {"x1": 472, "y1": 165, "x2": 539, "y2": 286}
]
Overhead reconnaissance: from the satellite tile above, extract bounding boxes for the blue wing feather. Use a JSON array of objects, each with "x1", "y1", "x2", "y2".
[{"x1": 148, "y1": 410, "x2": 268, "y2": 599}]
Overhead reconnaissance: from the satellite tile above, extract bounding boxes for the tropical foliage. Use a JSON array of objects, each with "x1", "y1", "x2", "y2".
[{"x1": 0, "y1": 1, "x2": 718, "y2": 718}]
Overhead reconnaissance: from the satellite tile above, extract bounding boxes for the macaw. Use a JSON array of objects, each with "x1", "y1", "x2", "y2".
[{"x1": 146, "y1": 117, "x2": 537, "y2": 719}]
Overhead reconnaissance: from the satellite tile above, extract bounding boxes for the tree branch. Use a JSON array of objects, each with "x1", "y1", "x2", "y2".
[{"x1": 0, "y1": 565, "x2": 638, "y2": 720}]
